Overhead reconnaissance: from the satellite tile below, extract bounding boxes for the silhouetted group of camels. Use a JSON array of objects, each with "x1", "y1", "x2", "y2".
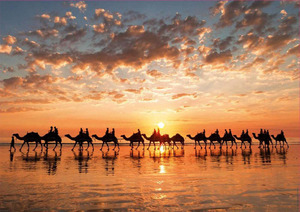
[{"x1": 11, "y1": 127, "x2": 288, "y2": 152}]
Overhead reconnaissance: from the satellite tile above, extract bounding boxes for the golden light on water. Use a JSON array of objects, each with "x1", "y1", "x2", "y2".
[
  {"x1": 160, "y1": 146, "x2": 165, "y2": 152},
  {"x1": 157, "y1": 122, "x2": 165, "y2": 129},
  {"x1": 159, "y1": 165, "x2": 166, "y2": 174}
]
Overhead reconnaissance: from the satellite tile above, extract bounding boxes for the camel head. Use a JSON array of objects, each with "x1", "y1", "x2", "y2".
[
  {"x1": 12, "y1": 133, "x2": 18, "y2": 137},
  {"x1": 91, "y1": 134, "x2": 97, "y2": 138}
]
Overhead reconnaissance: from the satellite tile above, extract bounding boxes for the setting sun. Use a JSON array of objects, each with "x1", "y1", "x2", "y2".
[{"x1": 157, "y1": 122, "x2": 165, "y2": 129}]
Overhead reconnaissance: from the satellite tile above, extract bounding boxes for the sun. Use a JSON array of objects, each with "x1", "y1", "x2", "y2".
[{"x1": 157, "y1": 122, "x2": 165, "y2": 129}]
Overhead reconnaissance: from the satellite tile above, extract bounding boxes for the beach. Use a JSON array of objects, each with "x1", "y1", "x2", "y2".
[{"x1": 0, "y1": 144, "x2": 298, "y2": 211}]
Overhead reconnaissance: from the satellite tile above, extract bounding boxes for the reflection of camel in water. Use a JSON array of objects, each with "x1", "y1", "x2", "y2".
[
  {"x1": 101, "y1": 150, "x2": 118, "y2": 175},
  {"x1": 42, "y1": 132, "x2": 62, "y2": 150},
  {"x1": 43, "y1": 149, "x2": 61, "y2": 175},
  {"x1": 92, "y1": 133, "x2": 119, "y2": 151},
  {"x1": 13, "y1": 132, "x2": 43, "y2": 151},
  {"x1": 187, "y1": 132, "x2": 207, "y2": 149},
  {"x1": 271, "y1": 133, "x2": 288, "y2": 147},
  {"x1": 170, "y1": 134, "x2": 185, "y2": 149},
  {"x1": 234, "y1": 133, "x2": 252, "y2": 148},
  {"x1": 121, "y1": 133, "x2": 145, "y2": 150},
  {"x1": 20, "y1": 150, "x2": 42, "y2": 162},
  {"x1": 65, "y1": 133, "x2": 94, "y2": 151},
  {"x1": 73, "y1": 149, "x2": 94, "y2": 174}
]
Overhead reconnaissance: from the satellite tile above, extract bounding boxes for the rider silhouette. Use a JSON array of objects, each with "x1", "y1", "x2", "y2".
[
  {"x1": 112, "y1": 128, "x2": 115, "y2": 136},
  {"x1": 215, "y1": 129, "x2": 219, "y2": 135},
  {"x1": 49, "y1": 126, "x2": 53, "y2": 133},
  {"x1": 80, "y1": 128, "x2": 83, "y2": 134},
  {"x1": 54, "y1": 126, "x2": 58, "y2": 135},
  {"x1": 105, "y1": 128, "x2": 109, "y2": 135},
  {"x1": 86, "y1": 128, "x2": 89, "y2": 136},
  {"x1": 229, "y1": 129, "x2": 232, "y2": 136}
]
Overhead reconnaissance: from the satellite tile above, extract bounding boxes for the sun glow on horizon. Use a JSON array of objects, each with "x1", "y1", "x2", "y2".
[{"x1": 157, "y1": 122, "x2": 165, "y2": 129}]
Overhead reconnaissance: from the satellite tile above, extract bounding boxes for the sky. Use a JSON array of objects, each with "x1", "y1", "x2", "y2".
[{"x1": 0, "y1": 1, "x2": 299, "y2": 142}]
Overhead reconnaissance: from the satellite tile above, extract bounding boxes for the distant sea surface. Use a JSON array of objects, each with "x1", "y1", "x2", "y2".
[{"x1": 0, "y1": 144, "x2": 299, "y2": 211}]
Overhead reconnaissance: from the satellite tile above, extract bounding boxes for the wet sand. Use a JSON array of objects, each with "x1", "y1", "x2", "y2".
[{"x1": 0, "y1": 144, "x2": 299, "y2": 211}]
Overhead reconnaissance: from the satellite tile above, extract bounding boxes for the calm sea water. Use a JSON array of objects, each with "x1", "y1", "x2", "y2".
[{"x1": 0, "y1": 144, "x2": 299, "y2": 211}]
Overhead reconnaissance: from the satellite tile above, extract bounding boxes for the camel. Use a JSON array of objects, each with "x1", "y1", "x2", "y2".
[
  {"x1": 206, "y1": 133, "x2": 223, "y2": 148},
  {"x1": 187, "y1": 133, "x2": 207, "y2": 149},
  {"x1": 13, "y1": 132, "x2": 43, "y2": 151},
  {"x1": 271, "y1": 133, "x2": 288, "y2": 147},
  {"x1": 142, "y1": 130, "x2": 161, "y2": 150},
  {"x1": 170, "y1": 133, "x2": 185, "y2": 149},
  {"x1": 41, "y1": 132, "x2": 62, "y2": 150},
  {"x1": 234, "y1": 133, "x2": 252, "y2": 148},
  {"x1": 222, "y1": 131, "x2": 237, "y2": 148},
  {"x1": 65, "y1": 133, "x2": 94, "y2": 151},
  {"x1": 252, "y1": 132, "x2": 269, "y2": 148},
  {"x1": 121, "y1": 132, "x2": 145, "y2": 150},
  {"x1": 92, "y1": 133, "x2": 119, "y2": 151}
]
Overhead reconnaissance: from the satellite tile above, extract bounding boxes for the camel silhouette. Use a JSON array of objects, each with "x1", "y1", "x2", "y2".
[
  {"x1": 92, "y1": 133, "x2": 119, "y2": 151},
  {"x1": 234, "y1": 132, "x2": 252, "y2": 148},
  {"x1": 222, "y1": 130, "x2": 237, "y2": 148},
  {"x1": 65, "y1": 133, "x2": 94, "y2": 151},
  {"x1": 170, "y1": 133, "x2": 185, "y2": 149},
  {"x1": 253, "y1": 130, "x2": 271, "y2": 148},
  {"x1": 187, "y1": 132, "x2": 207, "y2": 149},
  {"x1": 271, "y1": 133, "x2": 288, "y2": 147},
  {"x1": 13, "y1": 132, "x2": 43, "y2": 151},
  {"x1": 121, "y1": 132, "x2": 145, "y2": 150},
  {"x1": 206, "y1": 132, "x2": 223, "y2": 148},
  {"x1": 42, "y1": 131, "x2": 62, "y2": 150},
  {"x1": 142, "y1": 129, "x2": 161, "y2": 150}
]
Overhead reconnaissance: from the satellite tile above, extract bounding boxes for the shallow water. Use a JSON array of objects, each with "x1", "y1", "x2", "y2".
[{"x1": 0, "y1": 144, "x2": 299, "y2": 211}]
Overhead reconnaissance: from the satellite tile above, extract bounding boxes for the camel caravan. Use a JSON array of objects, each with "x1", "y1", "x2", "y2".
[{"x1": 11, "y1": 127, "x2": 288, "y2": 151}]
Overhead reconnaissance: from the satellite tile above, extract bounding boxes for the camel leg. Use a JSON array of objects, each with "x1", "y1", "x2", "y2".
[
  {"x1": 86, "y1": 141, "x2": 90, "y2": 150},
  {"x1": 20, "y1": 142, "x2": 26, "y2": 151},
  {"x1": 100, "y1": 142, "x2": 105, "y2": 151},
  {"x1": 153, "y1": 142, "x2": 156, "y2": 150},
  {"x1": 91, "y1": 142, "x2": 94, "y2": 151},
  {"x1": 53, "y1": 142, "x2": 57, "y2": 151},
  {"x1": 113, "y1": 142, "x2": 116, "y2": 151},
  {"x1": 106, "y1": 142, "x2": 109, "y2": 151},
  {"x1": 147, "y1": 141, "x2": 151, "y2": 150},
  {"x1": 198, "y1": 141, "x2": 202, "y2": 149},
  {"x1": 136, "y1": 141, "x2": 140, "y2": 150},
  {"x1": 194, "y1": 141, "x2": 197, "y2": 149},
  {"x1": 40, "y1": 141, "x2": 43, "y2": 151},
  {"x1": 72, "y1": 141, "x2": 77, "y2": 151},
  {"x1": 33, "y1": 142, "x2": 38, "y2": 151},
  {"x1": 174, "y1": 141, "x2": 178, "y2": 149}
]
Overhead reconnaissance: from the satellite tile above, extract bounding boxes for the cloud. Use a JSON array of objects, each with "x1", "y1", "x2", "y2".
[
  {"x1": 27, "y1": 28, "x2": 59, "y2": 38},
  {"x1": 65, "y1": 11, "x2": 76, "y2": 20},
  {"x1": 214, "y1": 1, "x2": 246, "y2": 28},
  {"x1": 12, "y1": 46, "x2": 25, "y2": 55},
  {"x1": 286, "y1": 44, "x2": 299, "y2": 56},
  {"x1": 212, "y1": 36, "x2": 233, "y2": 50},
  {"x1": 3, "y1": 35, "x2": 17, "y2": 45},
  {"x1": 60, "y1": 28, "x2": 86, "y2": 44},
  {"x1": 95, "y1": 8, "x2": 114, "y2": 21},
  {"x1": 172, "y1": 93, "x2": 197, "y2": 100},
  {"x1": 38, "y1": 13, "x2": 51, "y2": 19},
  {"x1": 248, "y1": 1, "x2": 272, "y2": 10},
  {"x1": 159, "y1": 14, "x2": 206, "y2": 37},
  {"x1": 22, "y1": 38, "x2": 40, "y2": 48},
  {"x1": 54, "y1": 16, "x2": 67, "y2": 26},
  {"x1": 0, "y1": 107, "x2": 44, "y2": 113},
  {"x1": 146, "y1": 69, "x2": 163, "y2": 78},
  {"x1": 204, "y1": 50, "x2": 232, "y2": 64},
  {"x1": 70, "y1": 1, "x2": 87, "y2": 13},
  {"x1": 0, "y1": 44, "x2": 12, "y2": 54},
  {"x1": 235, "y1": 9, "x2": 275, "y2": 33}
]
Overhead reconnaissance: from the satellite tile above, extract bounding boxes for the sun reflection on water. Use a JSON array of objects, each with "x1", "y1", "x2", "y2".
[
  {"x1": 159, "y1": 165, "x2": 166, "y2": 174},
  {"x1": 160, "y1": 146, "x2": 165, "y2": 152}
]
